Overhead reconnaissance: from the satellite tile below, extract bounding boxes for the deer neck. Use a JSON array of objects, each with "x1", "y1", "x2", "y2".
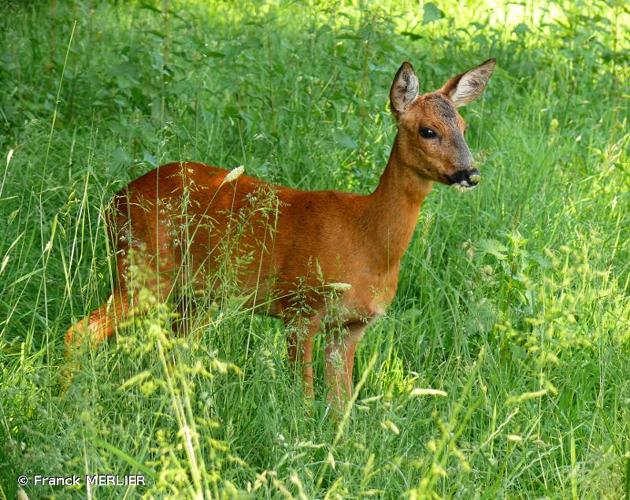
[{"x1": 364, "y1": 135, "x2": 433, "y2": 268}]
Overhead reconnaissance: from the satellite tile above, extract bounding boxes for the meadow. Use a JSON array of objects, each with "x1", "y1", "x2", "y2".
[{"x1": 0, "y1": 0, "x2": 628, "y2": 498}]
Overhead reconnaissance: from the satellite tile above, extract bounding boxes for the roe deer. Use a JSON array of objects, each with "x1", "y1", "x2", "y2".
[{"x1": 65, "y1": 59, "x2": 496, "y2": 405}]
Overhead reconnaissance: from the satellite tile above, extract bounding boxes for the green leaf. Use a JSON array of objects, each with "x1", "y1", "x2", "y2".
[
  {"x1": 513, "y1": 23, "x2": 530, "y2": 37},
  {"x1": 337, "y1": 133, "x2": 358, "y2": 150},
  {"x1": 205, "y1": 51, "x2": 226, "y2": 58},
  {"x1": 477, "y1": 239, "x2": 508, "y2": 260},
  {"x1": 92, "y1": 438, "x2": 157, "y2": 479},
  {"x1": 112, "y1": 148, "x2": 131, "y2": 167},
  {"x1": 423, "y1": 3, "x2": 445, "y2": 24},
  {"x1": 139, "y1": 2, "x2": 161, "y2": 14},
  {"x1": 401, "y1": 31, "x2": 423, "y2": 41},
  {"x1": 143, "y1": 151, "x2": 157, "y2": 167}
]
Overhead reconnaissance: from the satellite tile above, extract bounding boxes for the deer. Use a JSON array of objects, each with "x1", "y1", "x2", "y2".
[{"x1": 65, "y1": 58, "x2": 496, "y2": 406}]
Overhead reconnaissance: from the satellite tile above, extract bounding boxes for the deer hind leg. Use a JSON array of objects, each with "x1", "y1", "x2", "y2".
[
  {"x1": 65, "y1": 269, "x2": 176, "y2": 352},
  {"x1": 65, "y1": 288, "x2": 129, "y2": 352},
  {"x1": 286, "y1": 314, "x2": 323, "y2": 399},
  {"x1": 61, "y1": 287, "x2": 129, "y2": 391},
  {"x1": 65, "y1": 259, "x2": 178, "y2": 352},
  {"x1": 63, "y1": 251, "x2": 177, "y2": 391},
  {"x1": 324, "y1": 321, "x2": 368, "y2": 408}
]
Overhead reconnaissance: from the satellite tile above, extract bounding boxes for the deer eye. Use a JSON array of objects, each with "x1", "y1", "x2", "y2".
[{"x1": 420, "y1": 127, "x2": 437, "y2": 139}]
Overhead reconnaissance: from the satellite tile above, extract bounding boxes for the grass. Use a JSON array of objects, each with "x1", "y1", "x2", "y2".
[{"x1": 0, "y1": 0, "x2": 629, "y2": 497}]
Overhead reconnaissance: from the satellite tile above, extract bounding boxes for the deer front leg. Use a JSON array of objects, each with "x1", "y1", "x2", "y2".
[{"x1": 324, "y1": 322, "x2": 368, "y2": 408}]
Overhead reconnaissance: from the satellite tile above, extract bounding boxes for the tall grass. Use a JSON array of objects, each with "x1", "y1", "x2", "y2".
[{"x1": 0, "y1": 0, "x2": 628, "y2": 497}]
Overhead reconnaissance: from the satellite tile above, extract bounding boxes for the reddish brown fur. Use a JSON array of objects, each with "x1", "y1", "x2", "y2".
[{"x1": 65, "y1": 59, "x2": 495, "y2": 404}]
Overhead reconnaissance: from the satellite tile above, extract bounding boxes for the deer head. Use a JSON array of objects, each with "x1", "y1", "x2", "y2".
[{"x1": 389, "y1": 58, "x2": 496, "y2": 189}]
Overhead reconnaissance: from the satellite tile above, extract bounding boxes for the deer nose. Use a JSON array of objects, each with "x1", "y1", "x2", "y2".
[{"x1": 449, "y1": 168, "x2": 480, "y2": 187}]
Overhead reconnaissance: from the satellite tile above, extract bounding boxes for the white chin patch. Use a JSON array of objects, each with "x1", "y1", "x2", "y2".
[{"x1": 452, "y1": 182, "x2": 477, "y2": 192}]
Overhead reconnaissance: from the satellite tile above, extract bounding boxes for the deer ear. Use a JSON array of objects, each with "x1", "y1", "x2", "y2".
[
  {"x1": 390, "y1": 62, "x2": 419, "y2": 116},
  {"x1": 440, "y1": 58, "x2": 496, "y2": 108}
]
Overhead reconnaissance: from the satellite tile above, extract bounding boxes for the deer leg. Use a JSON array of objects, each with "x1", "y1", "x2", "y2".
[
  {"x1": 285, "y1": 314, "x2": 322, "y2": 399},
  {"x1": 63, "y1": 253, "x2": 177, "y2": 390},
  {"x1": 301, "y1": 333, "x2": 315, "y2": 399},
  {"x1": 65, "y1": 287, "x2": 129, "y2": 351},
  {"x1": 324, "y1": 322, "x2": 368, "y2": 408},
  {"x1": 64, "y1": 265, "x2": 176, "y2": 352},
  {"x1": 62, "y1": 287, "x2": 129, "y2": 391}
]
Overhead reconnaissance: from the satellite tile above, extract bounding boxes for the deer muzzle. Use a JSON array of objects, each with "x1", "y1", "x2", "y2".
[{"x1": 448, "y1": 168, "x2": 480, "y2": 189}]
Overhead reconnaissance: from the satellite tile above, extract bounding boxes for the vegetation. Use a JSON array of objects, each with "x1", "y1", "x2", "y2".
[{"x1": 1, "y1": 0, "x2": 628, "y2": 497}]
